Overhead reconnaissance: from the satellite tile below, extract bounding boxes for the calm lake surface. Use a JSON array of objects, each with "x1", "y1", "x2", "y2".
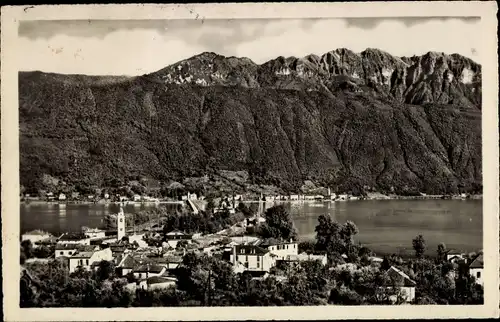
[{"x1": 20, "y1": 199, "x2": 482, "y2": 256}]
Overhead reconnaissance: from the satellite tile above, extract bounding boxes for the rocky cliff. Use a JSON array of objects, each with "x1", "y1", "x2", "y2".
[{"x1": 19, "y1": 48, "x2": 482, "y2": 195}]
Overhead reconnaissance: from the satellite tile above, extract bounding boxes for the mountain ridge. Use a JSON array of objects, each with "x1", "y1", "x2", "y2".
[{"x1": 18, "y1": 48, "x2": 482, "y2": 196}]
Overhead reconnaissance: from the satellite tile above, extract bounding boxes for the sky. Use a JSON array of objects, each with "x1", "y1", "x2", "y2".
[{"x1": 18, "y1": 17, "x2": 481, "y2": 76}]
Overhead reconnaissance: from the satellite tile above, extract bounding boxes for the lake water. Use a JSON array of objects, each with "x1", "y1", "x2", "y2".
[{"x1": 20, "y1": 199, "x2": 482, "y2": 256}]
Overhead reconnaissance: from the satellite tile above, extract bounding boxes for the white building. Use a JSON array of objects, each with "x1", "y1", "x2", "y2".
[
  {"x1": 55, "y1": 243, "x2": 98, "y2": 258},
  {"x1": 104, "y1": 193, "x2": 110, "y2": 199},
  {"x1": 84, "y1": 228, "x2": 106, "y2": 240},
  {"x1": 137, "y1": 276, "x2": 177, "y2": 291},
  {"x1": 253, "y1": 238, "x2": 298, "y2": 261},
  {"x1": 290, "y1": 195, "x2": 299, "y2": 200},
  {"x1": 133, "y1": 195, "x2": 142, "y2": 202},
  {"x1": 468, "y1": 254, "x2": 483, "y2": 286},
  {"x1": 116, "y1": 253, "x2": 138, "y2": 277},
  {"x1": 58, "y1": 193, "x2": 67, "y2": 201},
  {"x1": 382, "y1": 266, "x2": 417, "y2": 303},
  {"x1": 22, "y1": 230, "x2": 52, "y2": 244},
  {"x1": 57, "y1": 232, "x2": 91, "y2": 245},
  {"x1": 229, "y1": 245, "x2": 277, "y2": 273},
  {"x1": 187, "y1": 192, "x2": 198, "y2": 200},
  {"x1": 117, "y1": 207, "x2": 126, "y2": 241},
  {"x1": 446, "y1": 251, "x2": 465, "y2": 263},
  {"x1": 132, "y1": 264, "x2": 167, "y2": 280},
  {"x1": 68, "y1": 248, "x2": 113, "y2": 273}
]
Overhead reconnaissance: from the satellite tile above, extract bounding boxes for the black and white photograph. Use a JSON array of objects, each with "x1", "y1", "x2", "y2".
[{"x1": 1, "y1": 2, "x2": 499, "y2": 320}]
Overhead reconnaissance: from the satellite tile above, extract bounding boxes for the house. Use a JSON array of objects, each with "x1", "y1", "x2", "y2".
[
  {"x1": 57, "y1": 232, "x2": 91, "y2": 245},
  {"x1": 382, "y1": 266, "x2": 417, "y2": 303},
  {"x1": 187, "y1": 192, "x2": 198, "y2": 200},
  {"x1": 146, "y1": 276, "x2": 177, "y2": 290},
  {"x1": 108, "y1": 243, "x2": 128, "y2": 257},
  {"x1": 55, "y1": 243, "x2": 97, "y2": 258},
  {"x1": 132, "y1": 264, "x2": 167, "y2": 280},
  {"x1": 468, "y1": 253, "x2": 483, "y2": 286},
  {"x1": 104, "y1": 193, "x2": 110, "y2": 199},
  {"x1": 137, "y1": 276, "x2": 177, "y2": 291},
  {"x1": 116, "y1": 253, "x2": 139, "y2": 277},
  {"x1": 133, "y1": 195, "x2": 142, "y2": 202},
  {"x1": 446, "y1": 251, "x2": 465, "y2": 263},
  {"x1": 68, "y1": 248, "x2": 113, "y2": 273},
  {"x1": 22, "y1": 230, "x2": 52, "y2": 244},
  {"x1": 164, "y1": 230, "x2": 193, "y2": 249},
  {"x1": 290, "y1": 194, "x2": 299, "y2": 201},
  {"x1": 58, "y1": 193, "x2": 67, "y2": 201},
  {"x1": 161, "y1": 255, "x2": 183, "y2": 271},
  {"x1": 88, "y1": 195, "x2": 94, "y2": 200},
  {"x1": 181, "y1": 195, "x2": 188, "y2": 201},
  {"x1": 83, "y1": 227, "x2": 106, "y2": 240},
  {"x1": 284, "y1": 253, "x2": 328, "y2": 266},
  {"x1": 336, "y1": 194, "x2": 348, "y2": 201},
  {"x1": 229, "y1": 245, "x2": 277, "y2": 273},
  {"x1": 253, "y1": 238, "x2": 298, "y2": 261}
]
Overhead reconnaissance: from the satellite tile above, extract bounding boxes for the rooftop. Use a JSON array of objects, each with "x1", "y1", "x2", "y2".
[
  {"x1": 235, "y1": 245, "x2": 269, "y2": 255},
  {"x1": 59, "y1": 232, "x2": 88, "y2": 241},
  {"x1": 70, "y1": 251, "x2": 94, "y2": 259},
  {"x1": 119, "y1": 254, "x2": 139, "y2": 269},
  {"x1": 253, "y1": 238, "x2": 295, "y2": 247},
  {"x1": 469, "y1": 253, "x2": 483, "y2": 269},
  {"x1": 134, "y1": 264, "x2": 165, "y2": 273},
  {"x1": 387, "y1": 266, "x2": 416, "y2": 287}
]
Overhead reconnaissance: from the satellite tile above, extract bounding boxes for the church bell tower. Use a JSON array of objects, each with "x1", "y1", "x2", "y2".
[{"x1": 117, "y1": 206, "x2": 126, "y2": 240}]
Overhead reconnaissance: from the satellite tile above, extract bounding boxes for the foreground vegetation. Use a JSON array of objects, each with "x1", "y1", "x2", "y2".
[{"x1": 21, "y1": 206, "x2": 482, "y2": 307}]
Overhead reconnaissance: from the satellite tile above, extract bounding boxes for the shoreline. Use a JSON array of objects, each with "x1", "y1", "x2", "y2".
[{"x1": 20, "y1": 194, "x2": 482, "y2": 206}]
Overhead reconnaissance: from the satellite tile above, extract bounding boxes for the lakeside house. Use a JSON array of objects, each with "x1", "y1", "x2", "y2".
[
  {"x1": 252, "y1": 238, "x2": 298, "y2": 261},
  {"x1": 83, "y1": 227, "x2": 106, "y2": 240},
  {"x1": 68, "y1": 248, "x2": 113, "y2": 273},
  {"x1": 229, "y1": 244, "x2": 277, "y2": 273},
  {"x1": 132, "y1": 264, "x2": 167, "y2": 280},
  {"x1": 55, "y1": 243, "x2": 98, "y2": 258},
  {"x1": 58, "y1": 193, "x2": 67, "y2": 201},
  {"x1": 57, "y1": 232, "x2": 91, "y2": 245},
  {"x1": 446, "y1": 250, "x2": 465, "y2": 263},
  {"x1": 22, "y1": 230, "x2": 52, "y2": 244},
  {"x1": 468, "y1": 253, "x2": 483, "y2": 286},
  {"x1": 382, "y1": 266, "x2": 417, "y2": 303},
  {"x1": 139, "y1": 276, "x2": 177, "y2": 291},
  {"x1": 116, "y1": 253, "x2": 139, "y2": 276}
]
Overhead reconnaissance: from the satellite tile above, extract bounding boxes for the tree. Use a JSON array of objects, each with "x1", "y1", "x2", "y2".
[
  {"x1": 237, "y1": 202, "x2": 253, "y2": 218},
  {"x1": 381, "y1": 256, "x2": 391, "y2": 271},
  {"x1": 96, "y1": 260, "x2": 116, "y2": 281},
  {"x1": 412, "y1": 235, "x2": 426, "y2": 258},
  {"x1": 176, "y1": 240, "x2": 189, "y2": 250},
  {"x1": 21, "y1": 240, "x2": 34, "y2": 259},
  {"x1": 258, "y1": 205, "x2": 298, "y2": 241},
  {"x1": 437, "y1": 243, "x2": 447, "y2": 262}
]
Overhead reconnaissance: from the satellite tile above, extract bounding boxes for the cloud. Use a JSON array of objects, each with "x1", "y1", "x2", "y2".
[{"x1": 18, "y1": 17, "x2": 481, "y2": 75}]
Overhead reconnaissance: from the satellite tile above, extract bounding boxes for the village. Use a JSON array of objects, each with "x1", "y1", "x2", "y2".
[{"x1": 20, "y1": 191, "x2": 484, "y2": 305}]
